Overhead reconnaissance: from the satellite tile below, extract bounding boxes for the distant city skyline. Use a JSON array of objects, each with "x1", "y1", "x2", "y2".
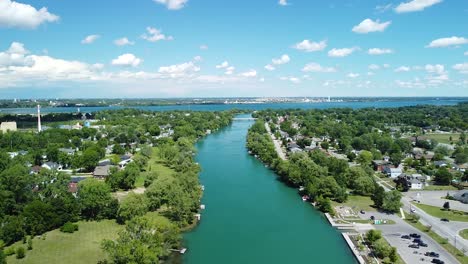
[{"x1": 0, "y1": 0, "x2": 467, "y2": 98}]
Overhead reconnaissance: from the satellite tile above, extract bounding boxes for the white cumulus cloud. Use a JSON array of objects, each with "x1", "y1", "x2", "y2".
[
  {"x1": 114, "y1": 37, "x2": 135, "y2": 46},
  {"x1": 280, "y1": 76, "x2": 300, "y2": 83},
  {"x1": 426, "y1": 36, "x2": 468, "y2": 48},
  {"x1": 111, "y1": 54, "x2": 142, "y2": 67},
  {"x1": 239, "y1": 70, "x2": 257, "y2": 77},
  {"x1": 154, "y1": 0, "x2": 188, "y2": 10},
  {"x1": 302, "y1": 63, "x2": 336, "y2": 73},
  {"x1": 368, "y1": 48, "x2": 393, "y2": 55},
  {"x1": 0, "y1": 42, "x2": 33, "y2": 67},
  {"x1": 465, "y1": 51, "x2": 468, "y2": 56},
  {"x1": 395, "y1": 0, "x2": 442, "y2": 13},
  {"x1": 0, "y1": 0, "x2": 59, "y2": 29},
  {"x1": 328, "y1": 47, "x2": 358, "y2": 57},
  {"x1": 81, "y1": 35, "x2": 100, "y2": 44},
  {"x1": 141, "y1": 27, "x2": 173, "y2": 42},
  {"x1": 453, "y1": 63, "x2": 468, "y2": 74},
  {"x1": 292, "y1": 40, "x2": 327, "y2": 52},
  {"x1": 158, "y1": 61, "x2": 200, "y2": 78},
  {"x1": 215, "y1": 61, "x2": 229, "y2": 69},
  {"x1": 368, "y1": 64, "x2": 380, "y2": 70},
  {"x1": 352, "y1": 19, "x2": 391, "y2": 34},
  {"x1": 347, "y1": 73, "x2": 360, "y2": 78},
  {"x1": 395, "y1": 66, "x2": 410, "y2": 72},
  {"x1": 279, "y1": 0, "x2": 288, "y2": 6},
  {"x1": 272, "y1": 54, "x2": 290, "y2": 65},
  {"x1": 264, "y1": 64, "x2": 275, "y2": 71}
]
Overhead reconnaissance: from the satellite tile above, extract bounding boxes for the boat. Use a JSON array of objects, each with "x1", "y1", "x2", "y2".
[{"x1": 302, "y1": 195, "x2": 309, "y2": 202}]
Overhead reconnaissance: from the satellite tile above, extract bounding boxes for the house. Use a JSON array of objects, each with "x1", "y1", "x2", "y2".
[
  {"x1": 98, "y1": 159, "x2": 112, "y2": 166},
  {"x1": 59, "y1": 148, "x2": 76, "y2": 155},
  {"x1": 290, "y1": 147, "x2": 302, "y2": 153},
  {"x1": 383, "y1": 166, "x2": 403, "y2": 178},
  {"x1": 68, "y1": 182, "x2": 78, "y2": 194},
  {"x1": 434, "y1": 160, "x2": 448, "y2": 167},
  {"x1": 0, "y1": 121, "x2": 17, "y2": 133},
  {"x1": 93, "y1": 165, "x2": 112, "y2": 178},
  {"x1": 30, "y1": 165, "x2": 42, "y2": 174},
  {"x1": 452, "y1": 190, "x2": 468, "y2": 204},
  {"x1": 396, "y1": 174, "x2": 426, "y2": 190},
  {"x1": 287, "y1": 142, "x2": 300, "y2": 150},
  {"x1": 42, "y1": 162, "x2": 62, "y2": 171},
  {"x1": 7, "y1": 152, "x2": 18, "y2": 159},
  {"x1": 372, "y1": 160, "x2": 391, "y2": 172}
]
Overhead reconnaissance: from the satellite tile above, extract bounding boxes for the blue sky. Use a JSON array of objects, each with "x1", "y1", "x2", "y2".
[{"x1": 0, "y1": 0, "x2": 467, "y2": 98}]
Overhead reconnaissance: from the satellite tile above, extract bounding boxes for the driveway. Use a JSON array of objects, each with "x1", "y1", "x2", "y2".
[{"x1": 404, "y1": 190, "x2": 468, "y2": 212}]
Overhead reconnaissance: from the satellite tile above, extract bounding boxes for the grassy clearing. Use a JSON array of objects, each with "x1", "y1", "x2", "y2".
[
  {"x1": 460, "y1": 229, "x2": 468, "y2": 240},
  {"x1": 423, "y1": 185, "x2": 458, "y2": 191},
  {"x1": 412, "y1": 202, "x2": 468, "y2": 222},
  {"x1": 6, "y1": 220, "x2": 123, "y2": 264},
  {"x1": 425, "y1": 133, "x2": 460, "y2": 144},
  {"x1": 332, "y1": 195, "x2": 376, "y2": 212},
  {"x1": 135, "y1": 147, "x2": 176, "y2": 188},
  {"x1": 404, "y1": 217, "x2": 468, "y2": 264}
]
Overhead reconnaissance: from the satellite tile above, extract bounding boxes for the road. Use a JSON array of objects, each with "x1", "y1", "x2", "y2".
[
  {"x1": 401, "y1": 197, "x2": 468, "y2": 254},
  {"x1": 264, "y1": 122, "x2": 286, "y2": 160},
  {"x1": 374, "y1": 176, "x2": 468, "y2": 256}
]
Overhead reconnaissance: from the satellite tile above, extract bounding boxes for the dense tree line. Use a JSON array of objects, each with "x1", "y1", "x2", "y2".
[{"x1": 0, "y1": 109, "x2": 235, "y2": 262}]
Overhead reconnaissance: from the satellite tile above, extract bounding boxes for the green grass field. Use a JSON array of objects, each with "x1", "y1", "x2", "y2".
[
  {"x1": 135, "y1": 147, "x2": 176, "y2": 188},
  {"x1": 332, "y1": 195, "x2": 376, "y2": 212},
  {"x1": 460, "y1": 229, "x2": 468, "y2": 240},
  {"x1": 425, "y1": 133, "x2": 460, "y2": 144},
  {"x1": 423, "y1": 185, "x2": 458, "y2": 191},
  {"x1": 6, "y1": 220, "x2": 123, "y2": 264},
  {"x1": 412, "y1": 203, "x2": 468, "y2": 222}
]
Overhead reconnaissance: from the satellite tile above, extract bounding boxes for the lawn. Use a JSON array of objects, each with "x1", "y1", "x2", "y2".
[
  {"x1": 460, "y1": 229, "x2": 468, "y2": 240},
  {"x1": 412, "y1": 203, "x2": 468, "y2": 222},
  {"x1": 6, "y1": 220, "x2": 123, "y2": 264},
  {"x1": 332, "y1": 195, "x2": 376, "y2": 212},
  {"x1": 425, "y1": 133, "x2": 460, "y2": 144},
  {"x1": 405, "y1": 217, "x2": 468, "y2": 264},
  {"x1": 423, "y1": 185, "x2": 458, "y2": 191},
  {"x1": 135, "y1": 147, "x2": 176, "y2": 188}
]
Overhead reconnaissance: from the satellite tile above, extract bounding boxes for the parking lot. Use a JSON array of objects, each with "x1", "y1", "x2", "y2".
[{"x1": 376, "y1": 219, "x2": 460, "y2": 264}]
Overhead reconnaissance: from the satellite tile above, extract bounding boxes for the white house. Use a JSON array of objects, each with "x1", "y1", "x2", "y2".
[{"x1": 383, "y1": 167, "x2": 403, "y2": 178}]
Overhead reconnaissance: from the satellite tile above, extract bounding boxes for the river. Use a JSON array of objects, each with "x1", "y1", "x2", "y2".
[
  {"x1": 0, "y1": 98, "x2": 465, "y2": 114},
  {"x1": 183, "y1": 115, "x2": 356, "y2": 264}
]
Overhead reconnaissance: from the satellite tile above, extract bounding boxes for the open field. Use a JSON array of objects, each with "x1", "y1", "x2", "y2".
[
  {"x1": 423, "y1": 185, "x2": 459, "y2": 191},
  {"x1": 6, "y1": 220, "x2": 123, "y2": 264},
  {"x1": 332, "y1": 195, "x2": 376, "y2": 212},
  {"x1": 425, "y1": 133, "x2": 460, "y2": 144},
  {"x1": 412, "y1": 202, "x2": 468, "y2": 222}
]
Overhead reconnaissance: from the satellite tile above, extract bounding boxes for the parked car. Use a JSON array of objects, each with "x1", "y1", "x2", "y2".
[
  {"x1": 425, "y1": 252, "x2": 440, "y2": 258},
  {"x1": 360, "y1": 210, "x2": 365, "y2": 214},
  {"x1": 418, "y1": 242, "x2": 428, "y2": 247},
  {"x1": 431, "y1": 259, "x2": 444, "y2": 264},
  {"x1": 370, "y1": 215, "x2": 375, "y2": 220},
  {"x1": 401, "y1": 235, "x2": 411, "y2": 239},
  {"x1": 410, "y1": 233, "x2": 421, "y2": 238},
  {"x1": 440, "y1": 218, "x2": 449, "y2": 222},
  {"x1": 413, "y1": 238, "x2": 422, "y2": 243},
  {"x1": 409, "y1": 244, "x2": 420, "y2": 249}
]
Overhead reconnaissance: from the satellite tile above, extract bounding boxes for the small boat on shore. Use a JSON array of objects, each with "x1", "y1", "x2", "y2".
[{"x1": 302, "y1": 195, "x2": 309, "y2": 202}]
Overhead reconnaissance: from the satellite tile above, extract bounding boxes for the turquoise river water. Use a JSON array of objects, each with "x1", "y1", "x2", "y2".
[{"x1": 183, "y1": 115, "x2": 356, "y2": 264}]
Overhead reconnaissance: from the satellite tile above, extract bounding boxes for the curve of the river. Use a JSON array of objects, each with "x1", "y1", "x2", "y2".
[{"x1": 183, "y1": 115, "x2": 356, "y2": 264}]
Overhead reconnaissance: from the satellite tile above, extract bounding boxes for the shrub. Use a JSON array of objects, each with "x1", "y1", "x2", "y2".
[
  {"x1": 27, "y1": 236, "x2": 33, "y2": 250},
  {"x1": 4, "y1": 247, "x2": 15, "y2": 256},
  {"x1": 16, "y1": 247, "x2": 25, "y2": 259},
  {"x1": 60, "y1": 222, "x2": 79, "y2": 233}
]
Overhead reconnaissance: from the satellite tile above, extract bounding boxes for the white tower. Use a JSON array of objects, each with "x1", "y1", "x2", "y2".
[{"x1": 37, "y1": 105, "x2": 42, "y2": 132}]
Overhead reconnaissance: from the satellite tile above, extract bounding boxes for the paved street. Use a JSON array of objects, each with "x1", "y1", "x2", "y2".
[
  {"x1": 264, "y1": 122, "x2": 286, "y2": 160},
  {"x1": 401, "y1": 197, "x2": 468, "y2": 254}
]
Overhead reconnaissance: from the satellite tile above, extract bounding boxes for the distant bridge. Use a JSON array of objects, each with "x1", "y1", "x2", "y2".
[{"x1": 232, "y1": 117, "x2": 257, "y2": 121}]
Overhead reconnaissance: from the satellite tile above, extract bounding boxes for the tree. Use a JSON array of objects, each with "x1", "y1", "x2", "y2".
[
  {"x1": 381, "y1": 190, "x2": 402, "y2": 213},
  {"x1": 103, "y1": 213, "x2": 180, "y2": 264},
  {"x1": 27, "y1": 236, "x2": 32, "y2": 250},
  {"x1": 390, "y1": 152, "x2": 403, "y2": 166},
  {"x1": 443, "y1": 201, "x2": 450, "y2": 211},
  {"x1": 371, "y1": 185, "x2": 385, "y2": 208},
  {"x1": 0, "y1": 240, "x2": 6, "y2": 264},
  {"x1": 353, "y1": 176, "x2": 375, "y2": 196},
  {"x1": 78, "y1": 179, "x2": 118, "y2": 220},
  {"x1": 434, "y1": 167, "x2": 452, "y2": 185},
  {"x1": 112, "y1": 144, "x2": 125, "y2": 155},
  {"x1": 373, "y1": 238, "x2": 391, "y2": 258},
  {"x1": 455, "y1": 153, "x2": 468, "y2": 165},
  {"x1": 357, "y1": 150, "x2": 373, "y2": 166},
  {"x1": 366, "y1": 229, "x2": 382, "y2": 243},
  {"x1": 117, "y1": 193, "x2": 149, "y2": 224}
]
